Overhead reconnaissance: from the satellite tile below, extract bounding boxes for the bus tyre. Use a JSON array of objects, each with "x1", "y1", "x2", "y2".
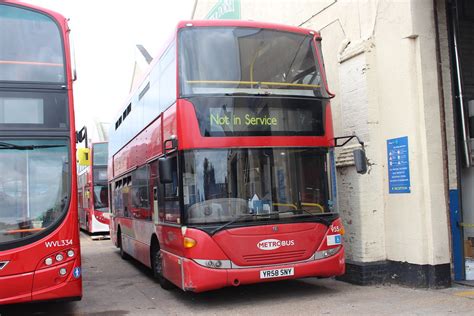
[
  {"x1": 118, "y1": 230, "x2": 129, "y2": 260},
  {"x1": 152, "y1": 247, "x2": 174, "y2": 290}
]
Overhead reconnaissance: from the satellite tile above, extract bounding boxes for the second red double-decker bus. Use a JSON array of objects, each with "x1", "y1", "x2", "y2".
[
  {"x1": 0, "y1": 1, "x2": 82, "y2": 304},
  {"x1": 78, "y1": 142, "x2": 110, "y2": 237},
  {"x1": 109, "y1": 20, "x2": 366, "y2": 292}
]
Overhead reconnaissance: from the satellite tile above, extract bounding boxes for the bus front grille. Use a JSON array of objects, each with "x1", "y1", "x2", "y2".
[{"x1": 242, "y1": 250, "x2": 307, "y2": 263}]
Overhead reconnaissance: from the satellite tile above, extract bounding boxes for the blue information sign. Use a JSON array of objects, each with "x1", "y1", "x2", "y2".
[{"x1": 387, "y1": 136, "x2": 411, "y2": 194}]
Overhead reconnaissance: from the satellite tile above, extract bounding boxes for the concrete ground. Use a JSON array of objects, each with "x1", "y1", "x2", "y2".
[{"x1": 1, "y1": 233, "x2": 474, "y2": 315}]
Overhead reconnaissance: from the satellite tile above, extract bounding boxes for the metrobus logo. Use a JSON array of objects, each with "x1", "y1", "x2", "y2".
[{"x1": 257, "y1": 239, "x2": 295, "y2": 251}]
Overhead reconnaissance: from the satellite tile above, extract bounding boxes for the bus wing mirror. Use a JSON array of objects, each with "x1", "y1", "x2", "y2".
[
  {"x1": 353, "y1": 149, "x2": 367, "y2": 174},
  {"x1": 77, "y1": 148, "x2": 90, "y2": 166},
  {"x1": 159, "y1": 157, "x2": 173, "y2": 183},
  {"x1": 76, "y1": 126, "x2": 88, "y2": 148}
]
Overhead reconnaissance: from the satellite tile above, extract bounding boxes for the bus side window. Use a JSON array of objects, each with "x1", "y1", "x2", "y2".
[
  {"x1": 78, "y1": 190, "x2": 83, "y2": 209},
  {"x1": 131, "y1": 166, "x2": 150, "y2": 219},
  {"x1": 108, "y1": 183, "x2": 113, "y2": 214},
  {"x1": 114, "y1": 180, "x2": 123, "y2": 217},
  {"x1": 123, "y1": 176, "x2": 131, "y2": 218},
  {"x1": 150, "y1": 160, "x2": 159, "y2": 223},
  {"x1": 84, "y1": 187, "x2": 90, "y2": 209},
  {"x1": 161, "y1": 156, "x2": 180, "y2": 224}
]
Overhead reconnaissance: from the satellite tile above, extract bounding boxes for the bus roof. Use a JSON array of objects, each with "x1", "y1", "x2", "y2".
[
  {"x1": 111, "y1": 19, "x2": 321, "y2": 123},
  {"x1": 2, "y1": 0, "x2": 68, "y2": 29},
  {"x1": 177, "y1": 20, "x2": 320, "y2": 37},
  {"x1": 178, "y1": 20, "x2": 319, "y2": 36}
]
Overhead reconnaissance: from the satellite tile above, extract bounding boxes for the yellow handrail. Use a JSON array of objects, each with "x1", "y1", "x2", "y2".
[
  {"x1": 186, "y1": 80, "x2": 320, "y2": 88},
  {"x1": 273, "y1": 202, "x2": 324, "y2": 213}
]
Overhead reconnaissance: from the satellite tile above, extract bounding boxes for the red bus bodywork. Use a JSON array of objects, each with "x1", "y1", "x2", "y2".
[
  {"x1": 78, "y1": 142, "x2": 110, "y2": 235},
  {"x1": 109, "y1": 20, "x2": 343, "y2": 292},
  {"x1": 0, "y1": 1, "x2": 82, "y2": 304}
]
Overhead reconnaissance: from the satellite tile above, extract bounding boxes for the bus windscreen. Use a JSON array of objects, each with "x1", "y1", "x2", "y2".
[
  {"x1": 0, "y1": 4, "x2": 65, "y2": 83},
  {"x1": 183, "y1": 148, "x2": 329, "y2": 225},
  {"x1": 93, "y1": 143, "x2": 108, "y2": 166},
  {"x1": 0, "y1": 139, "x2": 69, "y2": 245},
  {"x1": 179, "y1": 27, "x2": 327, "y2": 98}
]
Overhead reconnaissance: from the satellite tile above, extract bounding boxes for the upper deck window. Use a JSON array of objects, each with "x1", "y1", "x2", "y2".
[
  {"x1": 179, "y1": 27, "x2": 327, "y2": 98},
  {"x1": 0, "y1": 4, "x2": 65, "y2": 83},
  {"x1": 93, "y1": 143, "x2": 108, "y2": 166}
]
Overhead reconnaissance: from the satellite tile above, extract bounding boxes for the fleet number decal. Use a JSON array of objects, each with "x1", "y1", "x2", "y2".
[
  {"x1": 260, "y1": 267, "x2": 295, "y2": 279},
  {"x1": 45, "y1": 239, "x2": 73, "y2": 248}
]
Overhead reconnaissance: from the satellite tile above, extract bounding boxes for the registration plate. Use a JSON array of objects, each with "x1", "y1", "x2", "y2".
[{"x1": 260, "y1": 267, "x2": 294, "y2": 279}]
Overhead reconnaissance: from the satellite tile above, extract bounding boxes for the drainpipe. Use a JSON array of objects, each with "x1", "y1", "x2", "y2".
[{"x1": 452, "y1": 0, "x2": 472, "y2": 167}]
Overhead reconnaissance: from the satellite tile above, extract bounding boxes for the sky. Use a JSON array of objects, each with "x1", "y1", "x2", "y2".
[{"x1": 22, "y1": 0, "x2": 196, "y2": 142}]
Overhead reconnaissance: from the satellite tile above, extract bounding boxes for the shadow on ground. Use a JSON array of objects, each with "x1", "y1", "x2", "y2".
[{"x1": 119, "y1": 249, "x2": 341, "y2": 309}]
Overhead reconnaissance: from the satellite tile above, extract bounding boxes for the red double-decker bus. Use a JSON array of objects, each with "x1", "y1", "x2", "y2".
[
  {"x1": 0, "y1": 1, "x2": 82, "y2": 304},
  {"x1": 109, "y1": 20, "x2": 366, "y2": 292},
  {"x1": 78, "y1": 142, "x2": 110, "y2": 237}
]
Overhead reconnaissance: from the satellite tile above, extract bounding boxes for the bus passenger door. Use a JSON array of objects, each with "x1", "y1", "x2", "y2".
[{"x1": 158, "y1": 155, "x2": 183, "y2": 287}]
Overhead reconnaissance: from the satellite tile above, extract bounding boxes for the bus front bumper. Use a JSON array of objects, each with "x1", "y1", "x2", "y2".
[{"x1": 181, "y1": 247, "x2": 345, "y2": 292}]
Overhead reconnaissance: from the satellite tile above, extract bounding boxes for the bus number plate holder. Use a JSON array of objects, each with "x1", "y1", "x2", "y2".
[{"x1": 260, "y1": 267, "x2": 294, "y2": 279}]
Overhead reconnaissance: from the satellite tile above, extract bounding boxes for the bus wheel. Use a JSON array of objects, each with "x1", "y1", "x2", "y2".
[
  {"x1": 118, "y1": 229, "x2": 129, "y2": 260},
  {"x1": 152, "y1": 245, "x2": 174, "y2": 290}
]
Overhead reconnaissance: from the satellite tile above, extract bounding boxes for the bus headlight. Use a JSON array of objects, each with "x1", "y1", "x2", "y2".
[
  {"x1": 313, "y1": 246, "x2": 341, "y2": 260},
  {"x1": 194, "y1": 259, "x2": 231, "y2": 269},
  {"x1": 56, "y1": 254, "x2": 64, "y2": 262}
]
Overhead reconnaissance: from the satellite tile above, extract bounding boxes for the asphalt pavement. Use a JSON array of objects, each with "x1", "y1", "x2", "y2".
[{"x1": 2, "y1": 232, "x2": 474, "y2": 315}]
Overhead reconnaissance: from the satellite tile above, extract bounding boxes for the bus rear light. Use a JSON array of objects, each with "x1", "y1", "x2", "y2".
[
  {"x1": 67, "y1": 250, "x2": 75, "y2": 257},
  {"x1": 183, "y1": 237, "x2": 197, "y2": 248},
  {"x1": 55, "y1": 254, "x2": 64, "y2": 262},
  {"x1": 45, "y1": 258, "x2": 53, "y2": 266}
]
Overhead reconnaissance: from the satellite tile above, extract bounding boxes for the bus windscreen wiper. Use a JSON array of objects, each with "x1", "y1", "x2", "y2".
[
  {"x1": 210, "y1": 209, "x2": 313, "y2": 235},
  {"x1": 293, "y1": 208, "x2": 317, "y2": 216},
  {"x1": 0, "y1": 141, "x2": 66, "y2": 150}
]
